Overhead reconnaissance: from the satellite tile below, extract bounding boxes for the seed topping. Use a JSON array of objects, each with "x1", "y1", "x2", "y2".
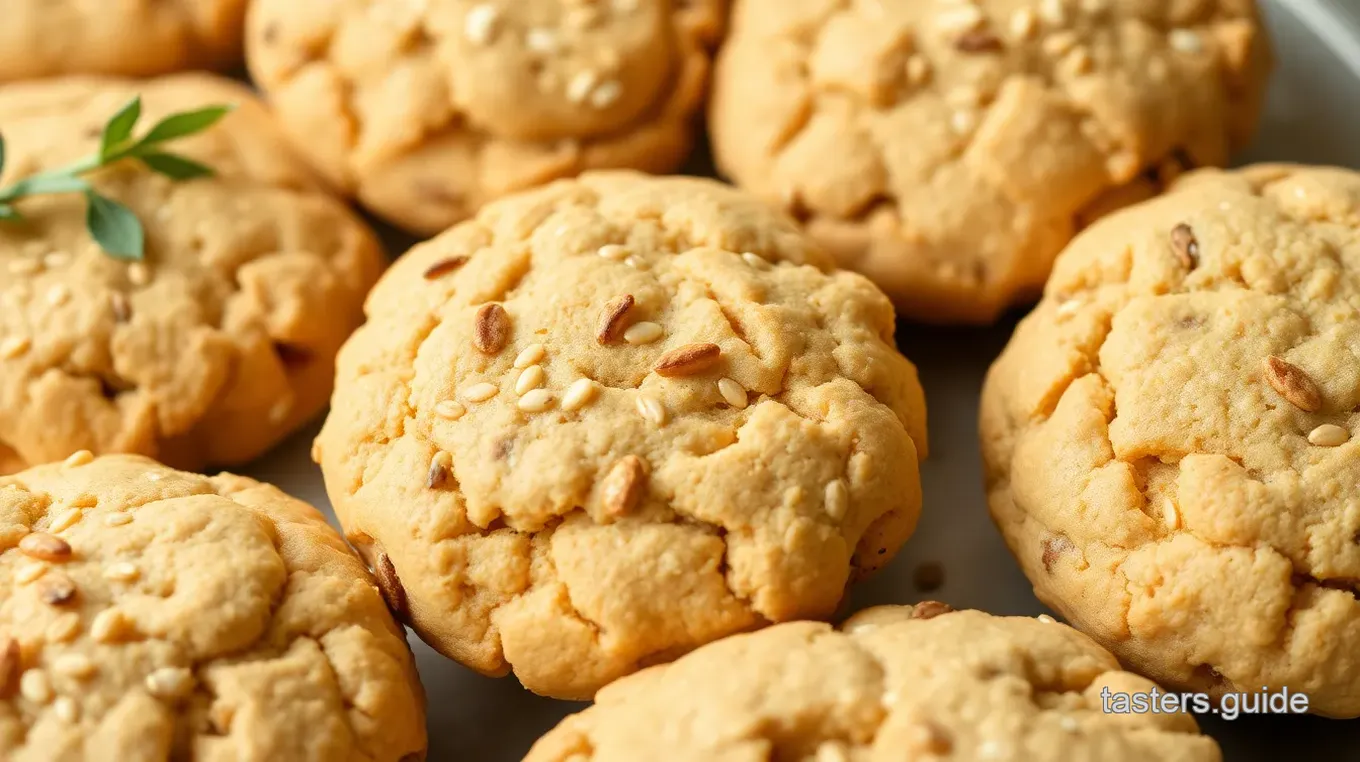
[
  {"x1": 515, "y1": 365, "x2": 546, "y2": 395},
  {"x1": 636, "y1": 395, "x2": 667, "y2": 426},
  {"x1": 20, "y1": 533, "x2": 71, "y2": 562},
  {"x1": 1263, "y1": 356, "x2": 1322, "y2": 412},
  {"x1": 562, "y1": 378, "x2": 600, "y2": 411},
  {"x1": 463, "y1": 382, "x2": 499, "y2": 403},
  {"x1": 601, "y1": 455, "x2": 647, "y2": 517},
  {"x1": 427, "y1": 451, "x2": 453, "y2": 489},
  {"x1": 623, "y1": 321, "x2": 664, "y2": 345},
  {"x1": 145, "y1": 667, "x2": 195, "y2": 700},
  {"x1": 422, "y1": 256, "x2": 468, "y2": 279},
  {"x1": 597, "y1": 295, "x2": 636, "y2": 344},
  {"x1": 1308, "y1": 424, "x2": 1349, "y2": 447},
  {"x1": 718, "y1": 378, "x2": 748, "y2": 409},
  {"x1": 473, "y1": 303, "x2": 511, "y2": 354},
  {"x1": 517, "y1": 389, "x2": 554, "y2": 413},
  {"x1": 654, "y1": 343, "x2": 721, "y2": 377},
  {"x1": 1170, "y1": 223, "x2": 1199, "y2": 269},
  {"x1": 824, "y1": 479, "x2": 849, "y2": 520},
  {"x1": 911, "y1": 601, "x2": 955, "y2": 620},
  {"x1": 514, "y1": 343, "x2": 547, "y2": 368}
]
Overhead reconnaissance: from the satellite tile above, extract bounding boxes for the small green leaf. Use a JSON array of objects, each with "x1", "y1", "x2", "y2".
[
  {"x1": 100, "y1": 96, "x2": 142, "y2": 160},
  {"x1": 85, "y1": 191, "x2": 144, "y2": 260},
  {"x1": 140, "y1": 152, "x2": 214, "y2": 180},
  {"x1": 137, "y1": 105, "x2": 234, "y2": 147},
  {"x1": 2, "y1": 173, "x2": 90, "y2": 199}
]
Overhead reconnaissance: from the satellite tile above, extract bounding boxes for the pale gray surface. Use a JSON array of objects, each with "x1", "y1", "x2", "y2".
[{"x1": 243, "y1": 2, "x2": 1360, "y2": 758}]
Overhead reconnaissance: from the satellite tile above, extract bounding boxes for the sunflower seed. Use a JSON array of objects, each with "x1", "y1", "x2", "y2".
[
  {"x1": 473, "y1": 303, "x2": 511, "y2": 354},
  {"x1": 1263, "y1": 356, "x2": 1322, "y2": 412},
  {"x1": 597, "y1": 295, "x2": 636, "y2": 344}
]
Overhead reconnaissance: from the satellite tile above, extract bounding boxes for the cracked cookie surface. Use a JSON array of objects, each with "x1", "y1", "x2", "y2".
[
  {"x1": 246, "y1": 0, "x2": 726, "y2": 235},
  {"x1": 0, "y1": 454, "x2": 426, "y2": 762},
  {"x1": 981, "y1": 165, "x2": 1360, "y2": 717},
  {"x1": 0, "y1": 74, "x2": 385, "y2": 474},
  {"x1": 315, "y1": 171, "x2": 927, "y2": 700},
  {"x1": 0, "y1": 0, "x2": 248, "y2": 81},
  {"x1": 710, "y1": 0, "x2": 1271, "y2": 324},
  {"x1": 523, "y1": 603, "x2": 1219, "y2": 761}
]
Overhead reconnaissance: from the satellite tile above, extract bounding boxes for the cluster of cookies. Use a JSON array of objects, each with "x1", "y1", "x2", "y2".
[{"x1": 2, "y1": 0, "x2": 1357, "y2": 759}]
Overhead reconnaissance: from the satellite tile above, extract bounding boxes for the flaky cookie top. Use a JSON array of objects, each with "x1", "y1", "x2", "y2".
[{"x1": 316, "y1": 172, "x2": 927, "y2": 699}]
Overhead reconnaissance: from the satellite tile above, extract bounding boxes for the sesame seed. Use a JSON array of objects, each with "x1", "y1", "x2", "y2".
[
  {"x1": 53, "y1": 654, "x2": 96, "y2": 679},
  {"x1": 15, "y1": 563, "x2": 46, "y2": 585},
  {"x1": 825, "y1": 479, "x2": 849, "y2": 520},
  {"x1": 20, "y1": 670, "x2": 52, "y2": 704},
  {"x1": 1037, "y1": 614, "x2": 1056, "y2": 623},
  {"x1": 463, "y1": 4, "x2": 501, "y2": 45},
  {"x1": 104, "y1": 562, "x2": 140, "y2": 582},
  {"x1": 37, "y1": 573, "x2": 76, "y2": 605},
  {"x1": 463, "y1": 382, "x2": 499, "y2": 403},
  {"x1": 590, "y1": 80, "x2": 623, "y2": 109},
  {"x1": 598, "y1": 244, "x2": 630, "y2": 261},
  {"x1": 63, "y1": 450, "x2": 93, "y2": 468},
  {"x1": 623, "y1": 322, "x2": 663, "y2": 345},
  {"x1": 741, "y1": 252, "x2": 770, "y2": 270},
  {"x1": 1010, "y1": 8, "x2": 1038, "y2": 39},
  {"x1": 1056, "y1": 298, "x2": 1082, "y2": 316},
  {"x1": 20, "y1": 533, "x2": 72, "y2": 562},
  {"x1": 1163, "y1": 499, "x2": 1181, "y2": 530},
  {"x1": 517, "y1": 389, "x2": 555, "y2": 413},
  {"x1": 434, "y1": 400, "x2": 466, "y2": 420},
  {"x1": 145, "y1": 667, "x2": 194, "y2": 700},
  {"x1": 53, "y1": 696, "x2": 78, "y2": 723},
  {"x1": 515, "y1": 365, "x2": 546, "y2": 395},
  {"x1": 561, "y1": 379, "x2": 600, "y2": 411},
  {"x1": 1169, "y1": 29, "x2": 1203, "y2": 53},
  {"x1": 0, "y1": 336, "x2": 31, "y2": 359},
  {"x1": 567, "y1": 70, "x2": 601, "y2": 104},
  {"x1": 90, "y1": 609, "x2": 132, "y2": 643},
  {"x1": 46, "y1": 285, "x2": 70, "y2": 306},
  {"x1": 7, "y1": 259, "x2": 40, "y2": 275},
  {"x1": 718, "y1": 378, "x2": 748, "y2": 409},
  {"x1": 48, "y1": 508, "x2": 82, "y2": 534},
  {"x1": 1308, "y1": 424, "x2": 1350, "y2": 447},
  {"x1": 514, "y1": 343, "x2": 547, "y2": 368},
  {"x1": 636, "y1": 395, "x2": 667, "y2": 426},
  {"x1": 525, "y1": 28, "x2": 561, "y2": 54},
  {"x1": 127, "y1": 263, "x2": 150, "y2": 286},
  {"x1": 104, "y1": 513, "x2": 132, "y2": 527},
  {"x1": 45, "y1": 613, "x2": 80, "y2": 643}
]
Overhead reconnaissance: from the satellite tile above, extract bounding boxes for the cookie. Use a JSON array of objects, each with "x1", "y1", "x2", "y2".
[
  {"x1": 709, "y1": 0, "x2": 1271, "y2": 324},
  {"x1": 0, "y1": 1, "x2": 247, "y2": 82},
  {"x1": 981, "y1": 165, "x2": 1360, "y2": 717},
  {"x1": 0, "y1": 454, "x2": 426, "y2": 761},
  {"x1": 246, "y1": 0, "x2": 726, "y2": 235},
  {"x1": 0, "y1": 74, "x2": 385, "y2": 475},
  {"x1": 315, "y1": 171, "x2": 927, "y2": 700},
  {"x1": 524, "y1": 602, "x2": 1220, "y2": 761}
]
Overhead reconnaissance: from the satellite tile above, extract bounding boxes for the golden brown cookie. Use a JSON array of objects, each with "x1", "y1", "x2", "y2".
[
  {"x1": 315, "y1": 172, "x2": 927, "y2": 700},
  {"x1": 524, "y1": 603, "x2": 1220, "y2": 761},
  {"x1": 982, "y1": 165, "x2": 1360, "y2": 717},
  {"x1": 710, "y1": 0, "x2": 1271, "y2": 324},
  {"x1": 246, "y1": 0, "x2": 726, "y2": 234},
  {"x1": 0, "y1": 1, "x2": 248, "y2": 81},
  {"x1": 0, "y1": 74, "x2": 385, "y2": 474},
  {"x1": 0, "y1": 454, "x2": 426, "y2": 761}
]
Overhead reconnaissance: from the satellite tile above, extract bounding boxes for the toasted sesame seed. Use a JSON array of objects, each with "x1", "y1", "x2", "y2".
[
  {"x1": 514, "y1": 343, "x2": 547, "y2": 368},
  {"x1": 636, "y1": 395, "x2": 667, "y2": 426},
  {"x1": 912, "y1": 601, "x2": 955, "y2": 620},
  {"x1": 463, "y1": 3, "x2": 501, "y2": 45},
  {"x1": 473, "y1": 303, "x2": 511, "y2": 354},
  {"x1": 53, "y1": 696, "x2": 78, "y2": 722},
  {"x1": 825, "y1": 479, "x2": 849, "y2": 520},
  {"x1": 741, "y1": 252, "x2": 770, "y2": 270},
  {"x1": 36, "y1": 572, "x2": 76, "y2": 605},
  {"x1": 1037, "y1": 614, "x2": 1056, "y2": 624},
  {"x1": 20, "y1": 533, "x2": 71, "y2": 562},
  {"x1": 956, "y1": 29, "x2": 1003, "y2": 52},
  {"x1": 561, "y1": 378, "x2": 600, "y2": 411},
  {"x1": 104, "y1": 513, "x2": 132, "y2": 527},
  {"x1": 623, "y1": 321, "x2": 663, "y2": 345},
  {"x1": 127, "y1": 263, "x2": 150, "y2": 286},
  {"x1": 598, "y1": 244, "x2": 629, "y2": 261},
  {"x1": 463, "y1": 382, "x2": 499, "y2": 403},
  {"x1": 48, "y1": 509, "x2": 81, "y2": 534},
  {"x1": 655, "y1": 343, "x2": 722, "y2": 377},
  {"x1": 1163, "y1": 499, "x2": 1181, "y2": 530},
  {"x1": 597, "y1": 295, "x2": 637, "y2": 344},
  {"x1": 427, "y1": 451, "x2": 453, "y2": 489},
  {"x1": 434, "y1": 400, "x2": 466, "y2": 420},
  {"x1": 90, "y1": 609, "x2": 132, "y2": 643},
  {"x1": 515, "y1": 365, "x2": 546, "y2": 395},
  {"x1": 15, "y1": 563, "x2": 46, "y2": 585},
  {"x1": 63, "y1": 450, "x2": 94, "y2": 468},
  {"x1": 1263, "y1": 356, "x2": 1323, "y2": 412},
  {"x1": 145, "y1": 667, "x2": 194, "y2": 700},
  {"x1": 0, "y1": 336, "x2": 31, "y2": 359},
  {"x1": 1010, "y1": 8, "x2": 1038, "y2": 39},
  {"x1": 45, "y1": 613, "x2": 80, "y2": 643},
  {"x1": 1308, "y1": 424, "x2": 1349, "y2": 447},
  {"x1": 590, "y1": 80, "x2": 623, "y2": 109},
  {"x1": 517, "y1": 389, "x2": 555, "y2": 413},
  {"x1": 567, "y1": 70, "x2": 600, "y2": 104},
  {"x1": 718, "y1": 378, "x2": 748, "y2": 409},
  {"x1": 45, "y1": 285, "x2": 70, "y2": 306},
  {"x1": 600, "y1": 455, "x2": 647, "y2": 517},
  {"x1": 422, "y1": 256, "x2": 468, "y2": 279},
  {"x1": 1170, "y1": 223, "x2": 1199, "y2": 268},
  {"x1": 104, "y1": 562, "x2": 140, "y2": 583},
  {"x1": 52, "y1": 654, "x2": 96, "y2": 680},
  {"x1": 20, "y1": 670, "x2": 52, "y2": 704},
  {"x1": 7, "y1": 259, "x2": 40, "y2": 275},
  {"x1": 525, "y1": 28, "x2": 560, "y2": 53},
  {"x1": 1169, "y1": 28, "x2": 1203, "y2": 53}
]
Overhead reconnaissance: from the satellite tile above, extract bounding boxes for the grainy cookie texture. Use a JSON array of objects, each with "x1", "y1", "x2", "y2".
[
  {"x1": 982, "y1": 165, "x2": 1360, "y2": 717},
  {"x1": 246, "y1": 0, "x2": 726, "y2": 234},
  {"x1": 316, "y1": 172, "x2": 927, "y2": 700},
  {"x1": 710, "y1": 0, "x2": 1271, "y2": 324},
  {"x1": 0, "y1": 0, "x2": 248, "y2": 81},
  {"x1": 0, "y1": 75, "x2": 385, "y2": 475},
  {"x1": 523, "y1": 603, "x2": 1220, "y2": 761},
  {"x1": 0, "y1": 454, "x2": 426, "y2": 761}
]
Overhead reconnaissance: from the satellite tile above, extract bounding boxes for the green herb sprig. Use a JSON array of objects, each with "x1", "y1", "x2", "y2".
[{"x1": 0, "y1": 96, "x2": 234, "y2": 261}]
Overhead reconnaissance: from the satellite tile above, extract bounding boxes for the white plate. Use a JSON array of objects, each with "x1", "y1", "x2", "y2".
[{"x1": 242, "y1": 1, "x2": 1360, "y2": 757}]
